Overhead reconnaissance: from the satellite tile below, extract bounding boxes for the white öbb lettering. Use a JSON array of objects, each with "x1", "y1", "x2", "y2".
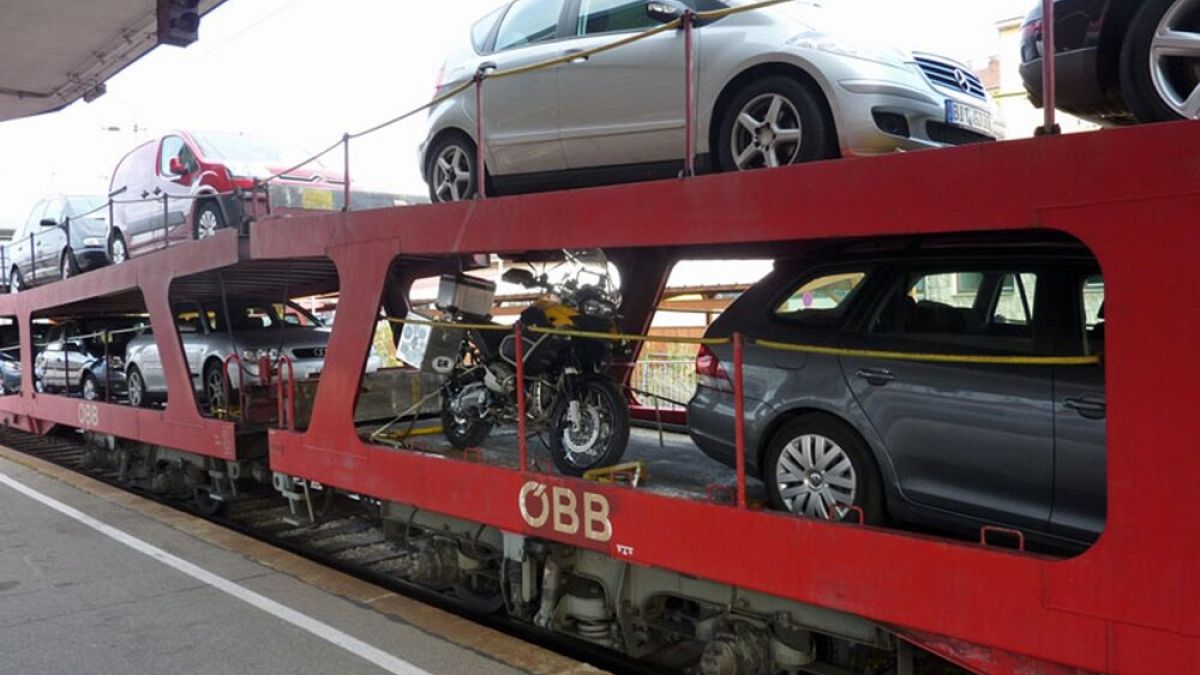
[{"x1": 518, "y1": 481, "x2": 612, "y2": 543}]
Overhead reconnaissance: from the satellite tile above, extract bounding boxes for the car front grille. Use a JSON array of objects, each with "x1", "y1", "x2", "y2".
[
  {"x1": 292, "y1": 347, "x2": 328, "y2": 359},
  {"x1": 926, "y1": 121, "x2": 994, "y2": 146},
  {"x1": 914, "y1": 55, "x2": 987, "y2": 100}
]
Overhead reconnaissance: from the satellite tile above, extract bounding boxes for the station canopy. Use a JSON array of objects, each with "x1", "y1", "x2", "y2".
[{"x1": 0, "y1": 0, "x2": 225, "y2": 122}]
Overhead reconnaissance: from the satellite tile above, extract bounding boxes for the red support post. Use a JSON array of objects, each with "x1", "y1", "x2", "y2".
[
  {"x1": 474, "y1": 74, "x2": 487, "y2": 199},
  {"x1": 342, "y1": 133, "x2": 352, "y2": 212},
  {"x1": 1038, "y1": 0, "x2": 1059, "y2": 135},
  {"x1": 683, "y1": 10, "x2": 696, "y2": 177},
  {"x1": 733, "y1": 332, "x2": 746, "y2": 508},
  {"x1": 514, "y1": 322, "x2": 526, "y2": 471}
]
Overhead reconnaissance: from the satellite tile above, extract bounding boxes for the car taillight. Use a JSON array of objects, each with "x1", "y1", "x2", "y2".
[{"x1": 695, "y1": 345, "x2": 732, "y2": 392}]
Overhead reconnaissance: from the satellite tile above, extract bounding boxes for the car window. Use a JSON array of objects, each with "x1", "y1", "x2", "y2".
[
  {"x1": 773, "y1": 271, "x2": 867, "y2": 325},
  {"x1": 870, "y1": 269, "x2": 1041, "y2": 350},
  {"x1": 576, "y1": 0, "x2": 657, "y2": 34},
  {"x1": 472, "y1": 6, "x2": 505, "y2": 52},
  {"x1": 21, "y1": 200, "x2": 46, "y2": 237},
  {"x1": 1082, "y1": 274, "x2": 1104, "y2": 355},
  {"x1": 495, "y1": 0, "x2": 567, "y2": 51},
  {"x1": 160, "y1": 136, "x2": 185, "y2": 176},
  {"x1": 41, "y1": 199, "x2": 65, "y2": 226}
]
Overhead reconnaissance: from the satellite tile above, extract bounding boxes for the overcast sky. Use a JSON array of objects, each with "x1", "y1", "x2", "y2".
[{"x1": 0, "y1": 0, "x2": 1034, "y2": 232}]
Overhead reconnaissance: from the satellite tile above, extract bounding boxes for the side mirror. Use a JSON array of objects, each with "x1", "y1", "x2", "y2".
[
  {"x1": 502, "y1": 268, "x2": 536, "y2": 288},
  {"x1": 39, "y1": 218, "x2": 58, "y2": 228},
  {"x1": 169, "y1": 156, "x2": 187, "y2": 176},
  {"x1": 646, "y1": 0, "x2": 685, "y2": 22}
]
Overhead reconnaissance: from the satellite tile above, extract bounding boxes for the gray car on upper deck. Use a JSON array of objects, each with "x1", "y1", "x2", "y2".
[
  {"x1": 687, "y1": 235, "x2": 1106, "y2": 552},
  {"x1": 6, "y1": 195, "x2": 112, "y2": 292},
  {"x1": 420, "y1": 0, "x2": 999, "y2": 202}
]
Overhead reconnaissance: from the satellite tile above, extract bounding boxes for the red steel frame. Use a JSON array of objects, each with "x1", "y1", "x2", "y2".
[{"x1": 0, "y1": 122, "x2": 1197, "y2": 672}]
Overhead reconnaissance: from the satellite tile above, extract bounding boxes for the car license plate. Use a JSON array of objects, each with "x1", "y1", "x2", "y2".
[
  {"x1": 945, "y1": 100, "x2": 992, "y2": 136},
  {"x1": 300, "y1": 188, "x2": 335, "y2": 211}
]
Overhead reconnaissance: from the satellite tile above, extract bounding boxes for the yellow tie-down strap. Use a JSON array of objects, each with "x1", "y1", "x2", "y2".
[{"x1": 755, "y1": 339, "x2": 1101, "y2": 367}]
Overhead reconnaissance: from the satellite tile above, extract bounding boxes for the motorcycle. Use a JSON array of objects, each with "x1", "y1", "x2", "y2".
[{"x1": 435, "y1": 250, "x2": 630, "y2": 476}]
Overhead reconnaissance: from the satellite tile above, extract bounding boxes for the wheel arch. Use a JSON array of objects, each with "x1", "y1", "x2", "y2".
[
  {"x1": 756, "y1": 405, "x2": 890, "y2": 503},
  {"x1": 707, "y1": 61, "x2": 840, "y2": 160},
  {"x1": 1096, "y1": 0, "x2": 1141, "y2": 91}
]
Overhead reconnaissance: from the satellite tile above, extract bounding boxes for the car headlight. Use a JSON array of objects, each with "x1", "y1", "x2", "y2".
[
  {"x1": 788, "y1": 31, "x2": 908, "y2": 68},
  {"x1": 82, "y1": 236, "x2": 104, "y2": 247}
]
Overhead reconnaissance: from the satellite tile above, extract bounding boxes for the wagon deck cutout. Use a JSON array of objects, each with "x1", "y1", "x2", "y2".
[{"x1": 0, "y1": 120, "x2": 1196, "y2": 674}]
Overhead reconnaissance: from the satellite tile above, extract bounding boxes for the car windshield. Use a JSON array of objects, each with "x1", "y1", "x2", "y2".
[
  {"x1": 208, "y1": 302, "x2": 324, "y2": 331},
  {"x1": 65, "y1": 196, "x2": 107, "y2": 218},
  {"x1": 190, "y1": 131, "x2": 317, "y2": 167}
]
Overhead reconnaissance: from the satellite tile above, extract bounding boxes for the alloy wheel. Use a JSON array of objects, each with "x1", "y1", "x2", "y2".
[
  {"x1": 730, "y1": 93, "x2": 803, "y2": 170},
  {"x1": 775, "y1": 433, "x2": 858, "y2": 519},
  {"x1": 206, "y1": 368, "x2": 226, "y2": 410},
  {"x1": 110, "y1": 236, "x2": 127, "y2": 264},
  {"x1": 82, "y1": 376, "x2": 97, "y2": 401},
  {"x1": 1151, "y1": 0, "x2": 1200, "y2": 117},
  {"x1": 61, "y1": 256, "x2": 72, "y2": 280},
  {"x1": 197, "y1": 209, "x2": 220, "y2": 240},
  {"x1": 128, "y1": 371, "x2": 144, "y2": 407},
  {"x1": 432, "y1": 145, "x2": 473, "y2": 202}
]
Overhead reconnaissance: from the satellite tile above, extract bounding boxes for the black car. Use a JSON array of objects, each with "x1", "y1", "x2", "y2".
[
  {"x1": 34, "y1": 318, "x2": 144, "y2": 401},
  {"x1": 1019, "y1": 0, "x2": 1200, "y2": 124},
  {"x1": 6, "y1": 195, "x2": 113, "y2": 293}
]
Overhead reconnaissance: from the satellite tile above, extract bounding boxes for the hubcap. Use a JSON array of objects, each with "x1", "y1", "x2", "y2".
[
  {"x1": 62, "y1": 257, "x2": 71, "y2": 279},
  {"x1": 197, "y1": 209, "x2": 219, "y2": 239},
  {"x1": 111, "y1": 237, "x2": 127, "y2": 264},
  {"x1": 432, "y1": 144, "x2": 474, "y2": 202},
  {"x1": 83, "y1": 377, "x2": 96, "y2": 401},
  {"x1": 207, "y1": 370, "x2": 225, "y2": 409},
  {"x1": 731, "y1": 93, "x2": 803, "y2": 170},
  {"x1": 775, "y1": 433, "x2": 857, "y2": 519},
  {"x1": 1151, "y1": 0, "x2": 1200, "y2": 118},
  {"x1": 128, "y1": 373, "x2": 142, "y2": 406}
]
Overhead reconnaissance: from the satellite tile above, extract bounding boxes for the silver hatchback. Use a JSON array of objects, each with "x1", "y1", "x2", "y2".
[{"x1": 421, "y1": 0, "x2": 998, "y2": 201}]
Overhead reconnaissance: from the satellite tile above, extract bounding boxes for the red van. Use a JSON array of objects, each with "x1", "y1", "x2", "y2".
[{"x1": 106, "y1": 130, "x2": 345, "y2": 261}]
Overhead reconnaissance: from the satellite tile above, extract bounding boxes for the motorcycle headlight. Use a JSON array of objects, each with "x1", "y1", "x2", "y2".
[
  {"x1": 788, "y1": 32, "x2": 908, "y2": 68},
  {"x1": 582, "y1": 299, "x2": 615, "y2": 319},
  {"x1": 82, "y1": 236, "x2": 104, "y2": 247}
]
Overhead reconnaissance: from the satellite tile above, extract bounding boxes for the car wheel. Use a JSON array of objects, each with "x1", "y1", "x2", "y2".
[
  {"x1": 126, "y1": 365, "x2": 146, "y2": 408},
  {"x1": 81, "y1": 373, "x2": 102, "y2": 402},
  {"x1": 204, "y1": 360, "x2": 230, "y2": 412},
  {"x1": 194, "y1": 201, "x2": 225, "y2": 240},
  {"x1": 8, "y1": 267, "x2": 21, "y2": 294},
  {"x1": 1120, "y1": 0, "x2": 1200, "y2": 122},
  {"x1": 717, "y1": 75, "x2": 838, "y2": 172},
  {"x1": 764, "y1": 414, "x2": 883, "y2": 524},
  {"x1": 61, "y1": 251, "x2": 78, "y2": 280},
  {"x1": 109, "y1": 232, "x2": 128, "y2": 265},
  {"x1": 426, "y1": 132, "x2": 478, "y2": 203}
]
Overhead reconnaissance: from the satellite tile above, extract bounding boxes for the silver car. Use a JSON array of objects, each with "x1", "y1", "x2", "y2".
[
  {"x1": 124, "y1": 299, "x2": 331, "y2": 409},
  {"x1": 421, "y1": 0, "x2": 998, "y2": 201}
]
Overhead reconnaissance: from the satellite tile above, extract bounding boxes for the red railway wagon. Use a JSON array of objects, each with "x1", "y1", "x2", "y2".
[{"x1": 0, "y1": 121, "x2": 1197, "y2": 674}]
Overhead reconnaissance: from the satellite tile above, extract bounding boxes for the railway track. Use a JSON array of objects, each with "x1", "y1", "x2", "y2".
[{"x1": 0, "y1": 426, "x2": 660, "y2": 675}]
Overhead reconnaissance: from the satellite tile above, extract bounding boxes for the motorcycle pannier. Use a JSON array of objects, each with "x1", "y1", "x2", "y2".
[{"x1": 437, "y1": 274, "x2": 496, "y2": 318}]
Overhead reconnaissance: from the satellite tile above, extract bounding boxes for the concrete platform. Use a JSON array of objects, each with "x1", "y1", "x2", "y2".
[{"x1": 0, "y1": 448, "x2": 600, "y2": 675}]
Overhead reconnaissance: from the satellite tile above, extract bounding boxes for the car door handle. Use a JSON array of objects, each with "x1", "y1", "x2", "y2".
[
  {"x1": 855, "y1": 368, "x2": 895, "y2": 386},
  {"x1": 152, "y1": 187, "x2": 163, "y2": 196},
  {"x1": 477, "y1": 61, "x2": 497, "y2": 76},
  {"x1": 1064, "y1": 396, "x2": 1106, "y2": 419},
  {"x1": 564, "y1": 49, "x2": 589, "y2": 63},
  {"x1": 140, "y1": 190, "x2": 150, "y2": 199}
]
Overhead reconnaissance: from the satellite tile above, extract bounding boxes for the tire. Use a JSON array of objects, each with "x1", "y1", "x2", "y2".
[
  {"x1": 194, "y1": 200, "x2": 225, "y2": 240},
  {"x1": 549, "y1": 375, "x2": 630, "y2": 476},
  {"x1": 193, "y1": 488, "x2": 224, "y2": 517},
  {"x1": 108, "y1": 231, "x2": 128, "y2": 265},
  {"x1": 61, "y1": 250, "x2": 77, "y2": 280},
  {"x1": 763, "y1": 413, "x2": 884, "y2": 524},
  {"x1": 81, "y1": 372, "x2": 102, "y2": 402},
  {"x1": 1120, "y1": 0, "x2": 1200, "y2": 122},
  {"x1": 8, "y1": 267, "x2": 22, "y2": 294},
  {"x1": 441, "y1": 377, "x2": 493, "y2": 449},
  {"x1": 426, "y1": 132, "x2": 479, "y2": 203},
  {"x1": 126, "y1": 365, "x2": 147, "y2": 408},
  {"x1": 716, "y1": 75, "x2": 839, "y2": 173},
  {"x1": 203, "y1": 360, "x2": 230, "y2": 413}
]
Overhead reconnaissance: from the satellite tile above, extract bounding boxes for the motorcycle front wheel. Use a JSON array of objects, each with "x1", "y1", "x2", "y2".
[{"x1": 549, "y1": 375, "x2": 630, "y2": 476}]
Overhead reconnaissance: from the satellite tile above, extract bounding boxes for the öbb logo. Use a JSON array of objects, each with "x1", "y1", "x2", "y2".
[{"x1": 518, "y1": 481, "x2": 612, "y2": 543}]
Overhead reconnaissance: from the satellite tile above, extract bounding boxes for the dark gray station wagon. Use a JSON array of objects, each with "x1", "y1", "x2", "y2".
[{"x1": 688, "y1": 236, "x2": 1106, "y2": 551}]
